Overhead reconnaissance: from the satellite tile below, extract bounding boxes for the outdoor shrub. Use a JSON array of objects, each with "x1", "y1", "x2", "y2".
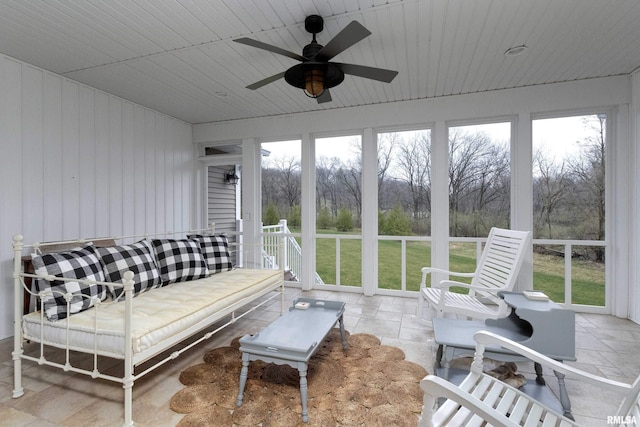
[
  {"x1": 263, "y1": 202, "x2": 280, "y2": 225},
  {"x1": 317, "y1": 207, "x2": 334, "y2": 229},
  {"x1": 336, "y1": 207, "x2": 354, "y2": 231}
]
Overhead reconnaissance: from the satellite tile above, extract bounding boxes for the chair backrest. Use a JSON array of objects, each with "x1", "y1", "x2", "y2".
[
  {"x1": 617, "y1": 375, "x2": 640, "y2": 425},
  {"x1": 469, "y1": 227, "x2": 531, "y2": 301}
]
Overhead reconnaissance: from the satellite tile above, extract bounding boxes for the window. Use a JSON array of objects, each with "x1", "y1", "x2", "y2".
[
  {"x1": 532, "y1": 114, "x2": 606, "y2": 305},
  {"x1": 447, "y1": 122, "x2": 511, "y2": 237},
  {"x1": 377, "y1": 129, "x2": 431, "y2": 291},
  {"x1": 315, "y1": 135, "x2": 362, "y2": 287}
]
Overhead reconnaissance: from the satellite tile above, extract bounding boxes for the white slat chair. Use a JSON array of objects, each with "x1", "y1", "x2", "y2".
[
  {"x1": 419, "y1": 331, "x2": 640, "y2": 427},
  {"x1": 417, "y1": 228, "x2": 531, "y2": 320}
]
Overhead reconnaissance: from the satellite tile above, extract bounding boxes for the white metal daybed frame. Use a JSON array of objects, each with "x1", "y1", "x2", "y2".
[{"x1": 11, "y1": 226, "x2": 285, "y2": 426}]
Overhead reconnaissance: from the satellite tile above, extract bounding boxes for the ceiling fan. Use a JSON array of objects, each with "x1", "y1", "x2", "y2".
[{"x1": 234, "y1": 15, "x2": 398, "y2": 103}]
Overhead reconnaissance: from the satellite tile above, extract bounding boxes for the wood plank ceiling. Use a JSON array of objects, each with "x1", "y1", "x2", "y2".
[{"x1": 1, "y1": 0, "x2": 639, "y2": 125}]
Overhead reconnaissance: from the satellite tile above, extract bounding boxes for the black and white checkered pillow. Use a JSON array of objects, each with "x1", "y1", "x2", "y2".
[
  {"x1": 31, "y1": 245, "x2": 107, "y2": 321},
  {"x1": 188, "y1": 234, "x2": 234, "y2": 274},
  {"x1": 97, "y1": 241, "x2": 161, "y2": 299},
  {"x1": 150, "y1": 239, "x2": 209, "y2": 285}
]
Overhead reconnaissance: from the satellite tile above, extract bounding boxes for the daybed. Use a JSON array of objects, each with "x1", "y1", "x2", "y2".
[{"x1": 11, "y1": 226, "x2": 285, "y2": 426}]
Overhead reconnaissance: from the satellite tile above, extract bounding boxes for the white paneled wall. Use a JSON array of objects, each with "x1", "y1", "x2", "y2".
[{"x1": 0, "y1": 54, "x2": 194, "y2": 339}]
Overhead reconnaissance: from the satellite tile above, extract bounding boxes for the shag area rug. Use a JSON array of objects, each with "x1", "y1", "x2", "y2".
[{"x1": 170, "y1": 329, "x2": 427, "y2": 426}]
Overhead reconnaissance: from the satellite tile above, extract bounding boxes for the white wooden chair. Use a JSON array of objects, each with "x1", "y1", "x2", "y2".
[
  {"x1": 417, "y1": 227, "x2": 531, "y2": 320},
  {"x1": 418, "y1": 331, "x2": 640, "y2": 427}
]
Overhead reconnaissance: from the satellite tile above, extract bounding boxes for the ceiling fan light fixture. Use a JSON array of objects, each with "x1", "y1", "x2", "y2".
[
  {"x1": 304, "y1": 66, "x2": 325, "y2": 98},
  {"x1": 285, "y1": 62, "x2": 344, "y2": 99}
]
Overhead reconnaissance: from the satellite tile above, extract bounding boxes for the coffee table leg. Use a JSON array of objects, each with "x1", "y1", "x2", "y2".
[
  {"x1": 338, "y1": 315, "x2": 347, "y2": 350},
  {"x1": 298, "y1": 362, "x2": 309, "y2": 422},
  {"x1": 236, "y1": 352, "x2": 249, "y2": 407}
]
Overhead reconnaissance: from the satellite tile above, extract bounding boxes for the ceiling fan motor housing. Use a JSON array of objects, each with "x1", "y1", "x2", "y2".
[{"x1": 303, "y1": 41, "x2": 322, "y2": 59}]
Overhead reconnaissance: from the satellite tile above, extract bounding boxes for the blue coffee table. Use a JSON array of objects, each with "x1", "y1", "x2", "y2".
[{"x1": 236, "y1": 298, "x2": 347, "y2": 423}]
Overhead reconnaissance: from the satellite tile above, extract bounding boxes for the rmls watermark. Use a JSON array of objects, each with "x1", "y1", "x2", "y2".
[{"x1": 607, "y1": 416, "x2": 637, "y2": 425}]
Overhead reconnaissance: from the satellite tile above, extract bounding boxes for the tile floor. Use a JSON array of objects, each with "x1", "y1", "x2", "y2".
[{"x1": 1, "y1": 287, "x2": 639, "y2": 426}]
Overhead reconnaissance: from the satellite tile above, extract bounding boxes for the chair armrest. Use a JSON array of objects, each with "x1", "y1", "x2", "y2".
[
  {"x1": 419, "y1": 267, "x2": 475, "y2": 290},
  {"x1": 419, "y1": 374, "x2": 520, "y2": 427},
  {"x1": 473, "y1": 331, "x2": 633, "y2": 394}
]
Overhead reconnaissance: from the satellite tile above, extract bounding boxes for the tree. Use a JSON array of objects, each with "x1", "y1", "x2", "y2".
[
  {"x1": 448, "y1": 129, "x2": 510, "y2": 236},
  {"x1": 336, "y1": 206, "x2": 354, "y2": 231},
  {"x1": 334, "y1": 138, "x2": 363, "y2": 226},
  {"x1": 395, "y1": 133, "x2": 431, "y2": 219},
  {"x1": 316, "y1": 156, "x2": 342, "y2": 217},
  {"x1": 336, "y1": 165, "x2": 362, "y2": 226},
  {"x1": 288, "y1": 204, "x2": 301, "y2": 228},
  {"x1": 569, "y1": 114, "x2": 606, "y2": 261},
  {"x1": 317, "y1": 207, "x2": 333, "y2": 229},
  {"x1": 376, "y1": 133, "x2": 397, "y2": 209},
  {"x1": 273, "y1": 155, "x2": 301, "y2": 208},
  {"x1": 263, "y1": 202, "x2": 279, "y2": 225},
  {"x1": 533, "y1": 149, "x2": 572, "y2": 238},
  {"x1": 381, "y1": 204, "x2": 412, "y2": 236}
]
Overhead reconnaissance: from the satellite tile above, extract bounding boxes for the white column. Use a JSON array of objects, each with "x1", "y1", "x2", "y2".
[
  {"x1": 193, "y1": 143, "x2": 207, "y2": 228},
  {"x1": 632, "y1": 70, "x2": 640, "y2": 323},
  {"x1": 300, "y1": 133, "x2": 315, "y2": 291},
  {"x1": 611, "y1": 105, "x2": 631, "y2": 318},
  {"x1": 241, "y1": 138, "x2": 261, "y2": 268},
  {"x1": 431, "y1": 121, "x2": 448, "y2": 283},
  {"x1": 361, "y1": 128, "x2": 378, "y2": 295},
  {"x1": 512, "y1": 114, "x2": 534, "y2": 291}
]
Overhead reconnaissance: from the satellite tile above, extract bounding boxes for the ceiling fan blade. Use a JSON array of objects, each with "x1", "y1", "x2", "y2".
[
  {"x1": 234, "y1": 38, "x2": 307, "y2": 62},
  {"x1": 335, "y1": 63, "x2": 398, "y2": 83},
  {"x1": 315, "y1": 21, "x2": 371, "y2": 61},
  {"x1": 317, "y1": 89, "x2": 332, "y2": 104},
  {"x1": 246, "y1": 72, "x2": 286, "y2": 90}
]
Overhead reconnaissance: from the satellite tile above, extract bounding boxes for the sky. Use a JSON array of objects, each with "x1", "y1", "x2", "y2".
[{"x1": 261, "y1": 115, "x2": 600, "y2": 165}]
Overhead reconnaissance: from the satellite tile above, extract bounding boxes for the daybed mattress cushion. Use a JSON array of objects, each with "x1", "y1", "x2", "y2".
[{"x1": 22, "y1": 269, "x2": 282, "y2": 359}]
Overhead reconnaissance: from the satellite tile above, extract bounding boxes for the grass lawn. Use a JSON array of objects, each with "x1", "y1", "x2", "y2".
[{"x1": 298, "y1": 228, "x2": 605, "y2": 306}]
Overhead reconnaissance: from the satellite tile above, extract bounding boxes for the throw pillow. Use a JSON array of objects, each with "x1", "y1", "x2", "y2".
[
  {"x1": 150, "y1": 239, "x2": 209, "y2": 285},
  {"x1": 31, "y1": 245, "x2": 107, "y2": 321},
  {"x1": 96, "y1": 241, "x2": 161, "y2": 299},
  {"x1": 188, "y1": 234, "x2": 234, "y2": 274}
]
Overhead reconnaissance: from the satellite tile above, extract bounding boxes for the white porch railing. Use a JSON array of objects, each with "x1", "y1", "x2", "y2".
[
  {"x1": 255, "y1": 220, "x2": 606, "y2": 313},
  {"x1": 262, "y1": 220, "x2": 324, "y2": 285}
]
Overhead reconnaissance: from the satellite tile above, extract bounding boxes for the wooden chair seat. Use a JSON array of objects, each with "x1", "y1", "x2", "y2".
[{"x1": 419, "y1": 331, "x2": 640, "y2": 427}]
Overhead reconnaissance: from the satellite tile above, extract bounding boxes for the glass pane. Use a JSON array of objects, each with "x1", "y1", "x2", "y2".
[
  {"x1": 261, "y1": 140, "x2": 301, "y2": 282},
  {"x1": 572, "y1": 246, "x2": 605, "y2": 306},
  {"x1": 376, "y1": 129, "x2": 432, "y2": 291},
  {"x1": 532, "y1": 115, "x2": 607, "y2": 307},
  {"x1": 261, "y1": 140, "x2": 302, "y2": 228},
  {"x1": 447, "y1": 241, "x2": 478, "y2": 294},
  {"x1": 316, "y1": 235, "x2": 336, "y2": 285},
  {"x1": 377, "y1": 130, "x2": 432, "y2": 236},
  {"x1": 406, "y1": 241, "x2": 431, "y2": 292},
  {"x1": 532, "y1": 115, "x2": 606, "y2": 240},
  {"x1": 448, "y1": 122, "x2": 511, "y2": 237},
  {"x1": 377, "y1": 239, "x2": 431, "y2": 291},
  {"x1": 315, "y1": 135, "x2": 362, "y2": 287},
  {"x1": 340, "y1": 238, "x2": 362, "y2": 287},
  {"x1": 531, "y1": 244, "x2": 566, "y2": 303}
]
